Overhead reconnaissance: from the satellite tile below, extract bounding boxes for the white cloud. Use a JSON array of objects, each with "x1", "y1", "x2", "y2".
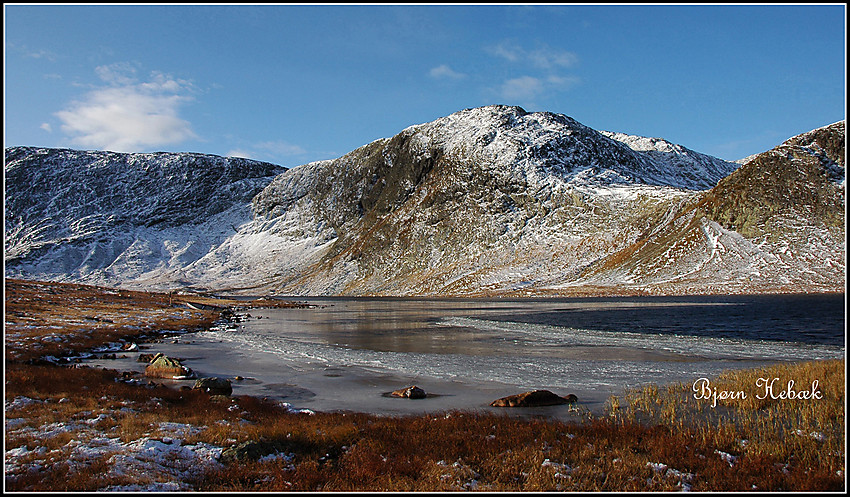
[
  {"x1": 546, "y1": 74, "x2": 581, "y2": 89},
  {"x1": 54, "y1": 64, "x2": 197, "y2": 152},
  {"x1": 488, "y1": 41, "x2": 524, "y2": 63},
  {"x1": 27, "y1": 49, "x2": 56, "y2": 60},
  {"x1": 485, "y1": 40, "x2": 580, "y2": 103},
  {"x1": 40, "y1": 123, "x2": 52, "y2": 133},
  {"x1": 94, "y1": 62, "x2": 139, "y2": 85},
  {"x1": 529, "y1": 47, "x2": 578, "y2": 69},
  {"x1": 500, "y1": 76, "x2": 546, "y2": 100},
  {"x1": 429, "y1": 64, "x2": 467, "y2": 80},
  {"x1": 496, "y1": 74, "x2": 581, "y2": 103},
  {"x1": 487, "y1": 40, "x2": 578, "y2": 69}
]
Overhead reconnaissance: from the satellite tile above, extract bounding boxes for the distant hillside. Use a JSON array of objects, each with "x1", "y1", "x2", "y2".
[{"x1": 4, "y1": 148, "x2": 283, "y2": 286}]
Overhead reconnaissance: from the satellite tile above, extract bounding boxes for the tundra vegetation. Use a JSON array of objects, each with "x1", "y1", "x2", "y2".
[{"x1": 4, "y1": 278, "x2": 845, "y2": 491}]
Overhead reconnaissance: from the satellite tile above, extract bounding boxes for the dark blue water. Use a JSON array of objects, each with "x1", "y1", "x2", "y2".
[{"x1": 486, "y1": 294, "x2": 845, "y2": 346}]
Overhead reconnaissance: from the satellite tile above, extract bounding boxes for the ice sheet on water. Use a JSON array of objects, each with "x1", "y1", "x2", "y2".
[
  {"x1": 196, "y1": 318, "x2": 827, "y2": 395},
  {"x1": 438, "y1": 317, "x2": 845, "y2": 362}
]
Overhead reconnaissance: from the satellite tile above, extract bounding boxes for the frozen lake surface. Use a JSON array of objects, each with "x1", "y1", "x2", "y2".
[{"x1": 151, "y1": 294, "x2": 845, "y2": 419}]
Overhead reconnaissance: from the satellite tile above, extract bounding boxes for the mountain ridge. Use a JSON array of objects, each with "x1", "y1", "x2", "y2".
[
  {"x1": 4, "y1": 148, "x2": 284, "y2": 286},
  {"x1": 4, "y1": 105, "x2": 844, "y2": 296}
]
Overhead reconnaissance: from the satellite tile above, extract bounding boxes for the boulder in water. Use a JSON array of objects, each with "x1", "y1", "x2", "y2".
[
  {"x1": 391, "y1": 385, "x2": 427, "y2": 399},
  {"x1": 490, "y1": 390, "x2": 576, "y2": 407}
]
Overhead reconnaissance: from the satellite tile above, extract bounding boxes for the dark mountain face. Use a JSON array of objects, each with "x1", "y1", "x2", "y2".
[
  {"x1": 697, "y1": 122, "x2": 845, "y2": 238},
  {"x1": 5, "y1": 147, "x2": 284, "y2": 228}
]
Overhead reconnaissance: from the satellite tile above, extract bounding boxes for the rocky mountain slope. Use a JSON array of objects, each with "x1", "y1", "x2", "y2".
[
  {"x1": 4, "y1": 106, "x2": 845, "y2": 296},
  {"x1": 578, "y1": 121, "x2": 846, "y2": 295},
  {"x1": 4, "y1": 148, "x2": 284, "y2": 286}
]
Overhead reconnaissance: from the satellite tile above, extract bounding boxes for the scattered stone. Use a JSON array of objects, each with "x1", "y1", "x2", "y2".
[
  {"x1": 144, "y1": 353, "x2": 193, "y2": 379},
  {"x1": 193, "y1": 377, "x2": 233, "y2": 396},
  {"x1": 490, "y1": 390, "x2": 576, "y2": 407},
  {"x1": 391, "y1": 385, "x2": 427, "y2": 399},
  {"x1": 233, "y1": 376, "x2": 244, "y2": 381}
]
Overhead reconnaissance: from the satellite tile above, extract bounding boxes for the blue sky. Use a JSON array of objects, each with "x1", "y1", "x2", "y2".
[{"x1": 4, "y1": 4, "x2": 846, "y2": 166}]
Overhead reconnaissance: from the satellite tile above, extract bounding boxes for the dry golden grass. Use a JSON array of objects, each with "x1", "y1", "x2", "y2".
[
  {"x1": 4, "y1": 278, "x2": 845, "y2": 492},
  {"x1": 4, "y1": 278, "x2": 302, "y2": 364},
  {"x1": 612, "y1": 358, "x2": 845, "y2": 490}
]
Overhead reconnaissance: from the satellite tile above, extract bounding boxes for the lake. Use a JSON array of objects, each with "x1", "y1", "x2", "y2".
[{"x1": 150, "y1": 294, "x2": 845, "y2": 419}]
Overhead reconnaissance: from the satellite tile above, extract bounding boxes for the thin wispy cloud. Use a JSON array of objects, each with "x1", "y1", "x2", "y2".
[
  {"x1": 486, "y1": 40, "x2": 581, "y2": 104},
  {"x1": 496, "y1": 75, "x2": 581, "y2": 102},
  {"x1": 487, "y1": 40, "x2": 578, "y2": 69},
  {"x1": 546, "y1": 74, "x2": 581, "y2": 89},
  {"x1": 499, "y1": 76, "x2": 545, "y2": 100},
  {"x1": 25, "y1": 48, "x2": 58, "y2": 61},
  {"x1": 8, "y1": 43, "x2": 59, "y2": 62},
  {"x1": 54, "y1": 63, "x2": 197, "y2": 152},
  {"x1": 429, "y1": 64, "x2": 467, "y2": 80}
]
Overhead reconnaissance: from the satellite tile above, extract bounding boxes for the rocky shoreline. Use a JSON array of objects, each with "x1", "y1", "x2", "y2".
[
  {"x1": 84, "y1": 305, "x2": 585, "y2": 415},
  {"x1": 5, "y1": 279, "x2": 843, "y2": 492}
]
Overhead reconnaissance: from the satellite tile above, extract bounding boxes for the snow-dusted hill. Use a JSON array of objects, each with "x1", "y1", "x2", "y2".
[
  {"x1": 4, "y1": 107, "x2": 844, "y2": 296},
  {"x1": 577, "y1": 121, "x2": 846, "y2": 295},
  {"x1": 4, "y1": 148, "x2": 284, "y2": 287}
]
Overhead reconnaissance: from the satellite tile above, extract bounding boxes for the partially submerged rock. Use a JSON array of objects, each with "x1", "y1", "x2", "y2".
[
  {"x1": 490, "y1": 390, "x2": 577, "y2": 407},
  {"x1": 193, "y1": 376, "x2": 233, "y2": 396},
  {"x1": 391, "y1": 385, "x2": 427, "y2": 399},
  {"x1": 144, "y1": 353, "x2": 193, "y2": 379}
]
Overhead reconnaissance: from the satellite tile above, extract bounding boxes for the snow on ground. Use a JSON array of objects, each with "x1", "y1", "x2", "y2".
[{"x1": 4, "y1": 396, "x2": 224, "y2": 490}]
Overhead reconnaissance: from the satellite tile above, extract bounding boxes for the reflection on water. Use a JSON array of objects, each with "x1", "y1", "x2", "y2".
[
  {"x1": 187, "y1": 295, "x2": 844, "y2": 416},
  {"x1": 244, "y1": 295, "x2": 844, "y2": 356}
]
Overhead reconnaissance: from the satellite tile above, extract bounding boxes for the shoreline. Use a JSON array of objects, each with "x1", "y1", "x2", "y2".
[
  {"x1": 4, "y1": 278, "x2": 845, "y2": 492},
  {"x1": 80, "y1": 306, "x2": 597, "y2": 422}
]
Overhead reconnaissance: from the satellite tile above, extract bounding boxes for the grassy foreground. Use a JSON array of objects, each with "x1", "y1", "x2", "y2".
[{"x1": 4, "y1": 278, "x2": 846, "y2": 492}]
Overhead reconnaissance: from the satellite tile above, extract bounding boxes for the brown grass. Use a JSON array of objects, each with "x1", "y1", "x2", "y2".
[{"x1": 4, "y1": 278, "x2": 845, "y2": 492}]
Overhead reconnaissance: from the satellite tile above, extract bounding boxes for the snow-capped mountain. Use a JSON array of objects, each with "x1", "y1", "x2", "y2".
[
  {"x1": 4, "y1": 148, "x2": 284, "y2": 286},
  {"x1": 4, "y1": 106, "x2": 844, "y2": 296},
  {"x1": 577, "y1": 121, "x2": 846, "y2": 295}
]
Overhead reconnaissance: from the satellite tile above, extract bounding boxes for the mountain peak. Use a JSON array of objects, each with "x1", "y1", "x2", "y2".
[
  {"x1": 4, "y1": 112, "x2": 843, "y2": 297},
  {"x1": 403, "y1": 106, "x2": 738, "y2": 191}
]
